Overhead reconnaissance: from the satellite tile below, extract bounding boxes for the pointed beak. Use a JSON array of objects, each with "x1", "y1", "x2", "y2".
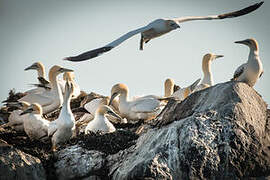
[
  {"x1": 24, "y1": 64, "x2": 37, "y2": 71},
  {"x1": 59, "y1": 68, "x2": 74, "y2": 73},
  {"x1": 107, "y1": 110, "x2": 122, "y2": 120},
  {"x1": 190, "y1": 78, "x2": 201, "y2": 92},
  {"x1": 214, "y1": 55, "x2": 224, "y2": 59},
  {"x1": 109, "y1": 93, "x2": 119, "y2": 106},
  {"x1": 20, "y1": 108, "x2": 33, "y2": 115},
  {"x1": 235, "y1": 40, "x2": 247, "y2": 45}
]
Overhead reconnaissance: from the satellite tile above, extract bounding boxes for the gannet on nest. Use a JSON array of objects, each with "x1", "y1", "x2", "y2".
[
  {"x1": 109, "y1": 83, "x2": 170, "y2": 121},
  {"x1": 0, "y1": 101, "x2": 30, "y2": 131},
  {"x1": 63, "y1": 2, "x2": 263, "y2": 61},
  {"x1": 20, "y1": 103, "x2": 50, "y2": 142},
  {"x1": 85, "y1": 105, "x2": 120, "y2": 134},
  {"x1": 194, "y1": 53, "x2": 224, "y2": 91},
  {"x1": 19, "y1": 65, "x2": 73, "y2": 114},
  {"x1": 171, "y1": 79, "x2": 201, "y2": 101},
  {"x1": 48, "y1": 81, "x2": 76, "y2": 151},
  {"x1": 231, "y1": 38, "x2": 263, "y2": 87}
]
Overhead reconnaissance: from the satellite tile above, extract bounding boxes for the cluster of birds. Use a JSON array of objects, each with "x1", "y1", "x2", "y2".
[{"x1": 1, "y1": 2, "x2": 264, "y2": 151}]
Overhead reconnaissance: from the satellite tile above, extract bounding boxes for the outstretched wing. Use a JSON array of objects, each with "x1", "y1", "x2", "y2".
[
  {"x1": 173, "y1": 2, "x2": 263, "y2": 23},
  {"x1": 64, "y1": 26, "x2": 152, "y2": 62}
]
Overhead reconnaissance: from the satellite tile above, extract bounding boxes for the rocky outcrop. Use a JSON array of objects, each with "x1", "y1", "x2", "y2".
[
  {"x1": 0, "y1": 81, "x2": 270, "y2": 179},
  {"x1": 0, "y1": 139, "x2": 46, "y2": 180}
]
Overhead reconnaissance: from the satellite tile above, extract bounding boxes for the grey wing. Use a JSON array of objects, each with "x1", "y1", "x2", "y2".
[
  {"x1": 232, "y1": 63, "x2": 246, "y2": 80},
  {"x1": 131, "y1": 98, "x2": 161, "y2": 113}
]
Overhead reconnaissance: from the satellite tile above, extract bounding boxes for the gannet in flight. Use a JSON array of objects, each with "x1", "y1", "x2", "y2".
[
  {"x1": 20, "y1": 103, "x2": 50, "y2": 143},
  {"x1": 194, "y1": 53, "x2": 224, "y2": 91},
  {"x1": 85, "y1": 105, "x2": 120, "y2": 134},
  {"x1": 0, "y1": 101, "x2": 30, "y2": 131},
  {"x1": 171, "y1": 79, "x2": 201, "y2": 101},
  {"x1": 63, "y1": 2, "x2": 264, "y2": 62},
  {"x1": 48, "y1": 81, "x2": 76, "y2": 151},
  {"x1": 109, "y1": 83, "x2": 170, "y2": 121},
  {"x1": 231, "y1": 38, "x2": 263, "y2": 87},
  {"x1": 19, "y1": 65, "x2": 73, "y2": 114}
]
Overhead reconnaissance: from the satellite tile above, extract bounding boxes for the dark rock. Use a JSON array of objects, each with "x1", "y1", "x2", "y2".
[{"x1": 0, "y1": 139, "x2": 46, "y2": 180}]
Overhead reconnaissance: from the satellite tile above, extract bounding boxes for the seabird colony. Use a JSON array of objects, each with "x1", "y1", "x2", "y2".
[{"x1": 1, "y1": 2, "x2": 264, "y2": 151}]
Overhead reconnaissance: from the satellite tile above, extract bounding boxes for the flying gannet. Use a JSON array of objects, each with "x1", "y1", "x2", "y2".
[
  {"x1": 109, "y1": 83, "x2": 170, "y2": 121},
  {"x1": 19, "y1": 65, "x2": 73, "y2": 114},
  {"x1": 63, "y1": 2, "x2": 264, "y2": 62},
  {"x1": 24, "y1": 62, "x2": 50, "y2": 94},
  {"x1": 171, "y1": 78, "x2": 201, "y2": 101},
  {"x1": 85, "y1": 105, "x2": 120, "y2": 134},
  {"x1": 48, "y1": 81, "x2": 76, "y2": 151},
  {"x1": 0, "y1": 101, "x2": 30, "y2": 131},
  {"x1": 194, "y1": 53, "x2": 224, "y2": 91},
  {"x1": 231, "y1": 38, "x2": 263, "y2": 87},
  {"x1": 21, "y1": 103, "x2": 50, "y2": 142}
]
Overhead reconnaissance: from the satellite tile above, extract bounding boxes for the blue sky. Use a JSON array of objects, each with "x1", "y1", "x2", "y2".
[{"x1": 0, "y1": 0, "x2": 269, "y2": 104}]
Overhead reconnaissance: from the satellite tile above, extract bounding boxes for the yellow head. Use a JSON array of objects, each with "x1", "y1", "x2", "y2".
[
  {"x1": 48, "y1": 65, "x2": 73, "y2": 81},
  {"x1": 235, "y1": 38, "x2": 259, "y2": 51},
  {"x1": 97, "y1": 105, "x2": 122, "y2": 119},
  {"x1": 63, "y1": 72, "x2": 75, "y2": 81},
  {"x1": 20, "y1": 103, "x2": 43, "y2": 115},
  {"x1": 109, "y1": 83, "x2": 129, "y2": 105}
]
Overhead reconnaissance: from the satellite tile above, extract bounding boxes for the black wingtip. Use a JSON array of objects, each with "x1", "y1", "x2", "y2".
[
  {"x1": 63, "y1": 46, "x2": 113, "y2": 62},
  {"x1": 218, "y1": 1, "x2": 264, "y2": 19}
]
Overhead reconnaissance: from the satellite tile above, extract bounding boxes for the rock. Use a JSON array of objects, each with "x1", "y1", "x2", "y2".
[
  {"x1": 54, "y1": 145, "x2": 106, "y2": 180},
  {"x1": 109, "y1": 82, "x2": 270, "y2": 179},
  {"x1": 0, "y1": 139, "x2": 46, "y2": 180}
]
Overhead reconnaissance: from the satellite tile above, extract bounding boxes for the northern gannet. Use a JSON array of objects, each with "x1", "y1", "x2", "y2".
[
  {"x1": 20, "y1": 103, "x2": 50, "y2": 142},
  {"x1": 0, "y1": 101, "x2": 30, "y2": 131},
  {"x1": 48, "y1": 81, "x2": 76, "y2": 150},
  {"x1": 24, "y1": 62, "x2": 50, "y2": 94},
  {"x1": 109, "y1": 83, "x2": 169, "y2": 121},
  {"x1": 171, "y1": 78, "x2": 201, "y2": 101},
  {"x1": 85, "y1": 105, "x2": 119, "y2": 134},
  {"x1": 63, "y1": 2, "x2": 263, "y2": 61},
  {"x1": 194, "y1": 53, "x2": 223, "y2": 91},
  {"x1": 63, "y1": 72, "x2": 81, "y2": 99},
  {"x1": 231, "y1": 38, "x2": 263, "y2": 87},
  {"x1": 19, "y1": 65, "x2": 73, "y2": 114},
  {"x1": 164, "y1": 78, "x2": 182, "y2": 97}
]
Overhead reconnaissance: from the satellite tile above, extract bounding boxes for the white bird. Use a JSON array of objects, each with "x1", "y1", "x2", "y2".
[
  {"x1": 231, "y1": 38, "x2": 263, "y2": 87},
  {"x1": 21, "y1": 103, "x2": 50, "y2": 142},
  {"x1": 85, "y1": 105, "x2": 120, "y2": 134},
  {"x1": 109, "y1": 83, "x2": 169, "y2": 121},
  {"x1": 0, "y1": 101, "x2": 30, "y2": 131},
  {"x1": 63, "y1": 2, "x2": 263, "y2": 61},
  {"x1": 24, "y1": 62, "x2": 50, "y2": 94},
  {"x1": 171, "y1": 79, "x2": 201, "y2": 101},
  {"x1": 63, "y1": 72, "x2": 81, "y2": 99},
  {"x1": 19, "y1": 65, "x2": 73, "y2": 114},
  {"x1": 48, "y1": 81, "x2": 76, "y2": 150},
  {"x1": 194, "y1": 53, "x2": 223, "y2": 91}
]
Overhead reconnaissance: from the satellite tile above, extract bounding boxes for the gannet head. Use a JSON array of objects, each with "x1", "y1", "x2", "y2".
[
  {"x1": 24, "y1": 62, "x2": 44, "y2": 71},
  {"x1": 20, "y1": 103, "x2": 42, "y2": 115},
  {"x1": 202, "y1": 53, "x2": 223, "y2": 73},
  {"x1": 49, "y1": 65, "x2": 74, "y2": 77},
  {"x1": 10, "y1": 101, "x2": 30, "y2": 110},
  {"x1": 64, "y1": 81, "x2": 74, "y2": 97},
  {"x1": 165, "y1": 20, "x2": 180, "y2": 30},
  {"x1": 235, "y1": 38, "x2": 259, "y2": 51},
  {"x1": 63, "y1": 72, "x2": 75, "y2": 81},
  {"x1": 164, "y1": 78, "x2": 175, "y2": 97},
  {"x1": 109, "y1": 83, "x2": 128, "y2": 105},
  {"x1": 97, "y1": 105, "x2": 122, "y2": 120}
]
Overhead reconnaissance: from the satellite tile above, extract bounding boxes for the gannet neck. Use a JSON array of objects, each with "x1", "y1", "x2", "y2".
[
  {"x1": 164, "y1": 78, "x2": 174, "y2": 97},
  {"x1": 119, "y1": 91, "x2": 128, "y2": 104},
  {"x1": 33, "y1": 103, "x2": 43, "y2": 115},
  {"x1": 201, "y1": 55, "x2": 213, "y2": 86},
  {"x1": 37, "y1": 62, "x2": 46, "y2": 78}
]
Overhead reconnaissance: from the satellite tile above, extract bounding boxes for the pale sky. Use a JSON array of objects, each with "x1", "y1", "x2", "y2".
[{"x1": 0, "y1": 0, "x2": 269, "y2": 104}]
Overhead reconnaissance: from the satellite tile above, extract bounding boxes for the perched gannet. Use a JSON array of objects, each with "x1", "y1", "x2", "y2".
[
  {"x1": 194, "y1": 53, "x2": 223, "y2": 91},
  {"x1": 0, "y1": 101, "x2": 30, "y2": 131},
  {"x1": 48, "y1": 81, "x2": 76, "y2": 150},
  {"x1": 24, "y1": 62, "x2": 50, "y2": 94},
  {"x1": 231, "y1": 38, "x2": 263, "y2": 87},
  {"x1": 164, "y1": 78, "x2": 182, "y2": 97},
  {"x1": 63, "y1": 72, "x2": 81, "y2": 99},
  {"x1": 85, "y1": 105, "x2": 119, "y2": 134},
  {"x1": 171, "y1": 79, "x2": 201, "y2": 101},
  {"x1": 63, "y1": 2, "x2": 263, "y2": 61},
  {"x1": 21, "y1": 103, "x2": 50, "y2": 142},
  {"x1": 109, "y1": 83, "x2": 169, "y2": 121},
  {"x1": 19, "y1": 65, "x2": 73, "y2": 114}
]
